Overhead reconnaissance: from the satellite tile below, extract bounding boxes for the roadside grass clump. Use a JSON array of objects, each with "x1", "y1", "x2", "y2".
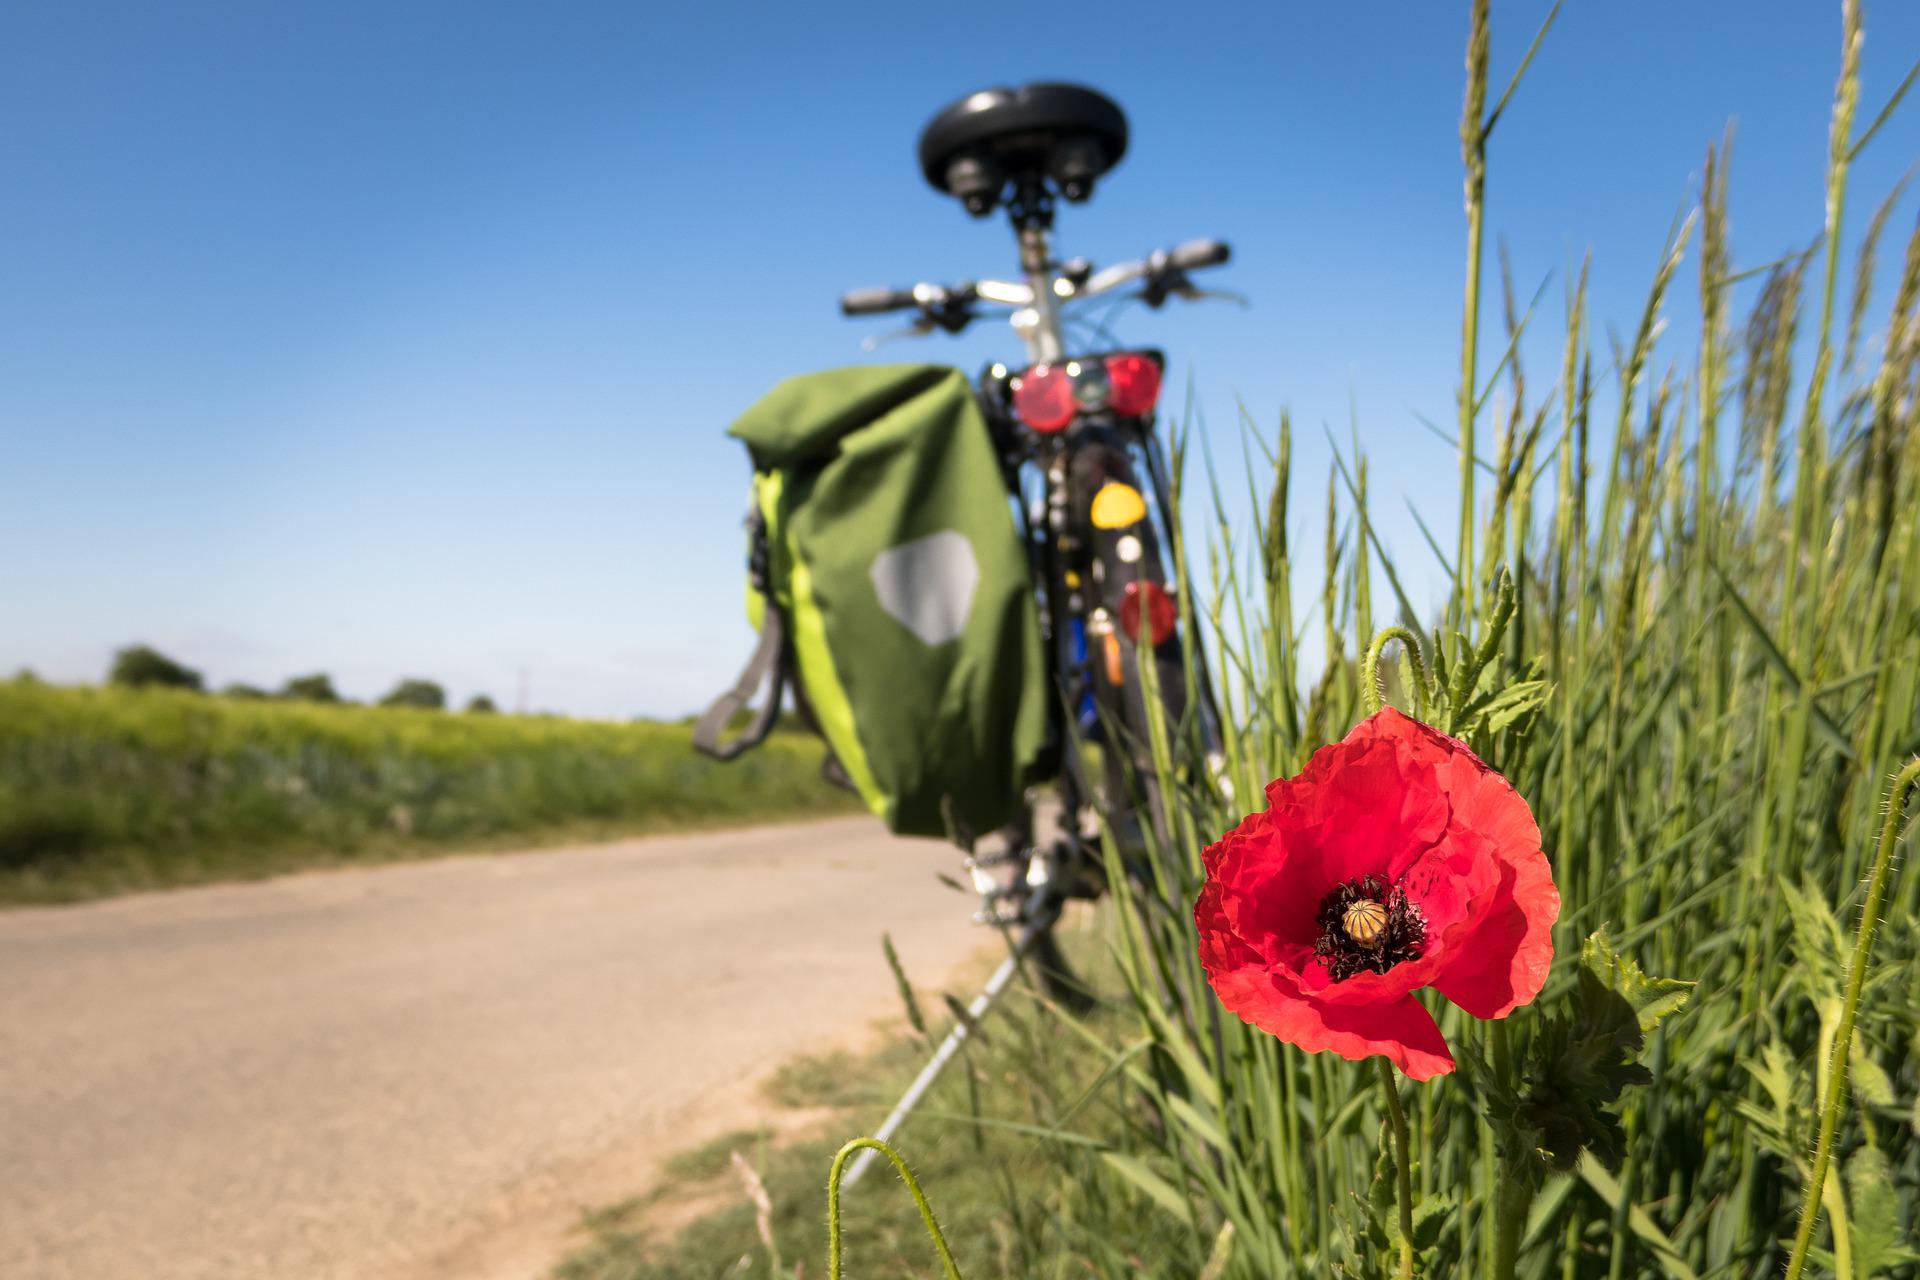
[
  {"x1": 0, "y1": 679, "x2": 859, "y2": 903},
  {"x1": 557, "y1": 925, "x2": 1211, "y2": 1280},
  {"x1": 593, "y1": 3, "x2": 1920, "y2": 1277}
]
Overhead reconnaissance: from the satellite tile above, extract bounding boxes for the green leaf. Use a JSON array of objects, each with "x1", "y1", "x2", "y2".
[
  {"x1": 1195, "y1": 1220, "x2": 1236, "y2": 1280},
  {"x1": 1164, "y1": 1092, "x2": 1229, "y2": 1155},
  {"x1": 1581, "y1": 926, "x2": 1695, "y2": 1032},
  {"x1": 1848, "y1": 1147, "x2": 1917, "y2": 1278},
  {"x1": 880, "y1": 932, "x2": 930, "y2": 1045},
  {"x1": 1519, "y1": 1173, "x2": 1580, "y2": 1251},
  {"x1": 1747, "y1": 1044, "x2": 1797, "y2": 1118},
  {"x1": 1494, "y1": 930, "x2": 1695, "y2": 1174},
  {"x1": 1455, "y1": 677, "x2": 1552, "y2": 738},
  {"x1": 940, "y1": 991, "x2": 988, "y2": 1044},
  {"x1": 1134, "y1": 998, "x2": 1222, "y2": 1111},
  {"x1": 1365, "y1": 1124, "x2": 1396, "y2": 1250},
  {"x1": 1405, "y1": 1194, "x2": 1457, "y2": 1253},
  {"x1": 1735, "y1": 1045, "x2": 1806, "y2": 1163},
  {"x1": 1850, "y1": 1042, "x2": 1896, "y2": 1108},
  {"x1": 1524, "y1": 970, "x2": 1646, "y2": 1169},
  {"x1": 1483, "y1": 678, "x2": 1552, "y2": 735},
  {"x1": 1333, "y1": 1131, "x2": 1395, "y2": 1279},
  {"x1": 1578, "y1": 1153, "x2": 1700, "y2": 1280},
  {"x1": 1099, "y1": 1152, "x2": 1191, "y2": 1224},
  {"x1": 1779, "y1": 875, "x2": 1849, "y2": 996},
  {"x1": 1815, "y1": 994, "x2": 1844, "y2": 1105}
]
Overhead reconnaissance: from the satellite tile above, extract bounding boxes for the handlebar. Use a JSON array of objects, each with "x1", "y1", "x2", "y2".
[
  {"x1": 839, "y1": 237, "x2": 1234, "y2": 341},
  {"x1": 1167, "y1": 238, "x2": 1230, "y2": 271},
  {"x1": 840, "y1": 286, "x2": 919, "y2": 316}
]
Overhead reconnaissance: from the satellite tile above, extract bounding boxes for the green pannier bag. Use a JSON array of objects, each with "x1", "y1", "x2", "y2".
[{"x1": 693, "y1": 363, "x2": 1048, "y2": 840}]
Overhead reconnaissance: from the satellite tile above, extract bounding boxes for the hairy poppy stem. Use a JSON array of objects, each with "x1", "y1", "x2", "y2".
[
  {"x1": 1488, "y1": 1023, "x2": 1530, "y2": 1280},
  {"x1": 1486, "y1": 1018, "x2": 1529, "y2": 1280},
  {"x1": 1362, "y1": 626, "x2": 1431, "y2": 722},
  {"x1": 827, "y1": 1137, "x2": 964, "y2": 1280},
  {"x1": 1782, "y1": 758, "x2": 1919, "y2": 1280},
  {"x1": 1490, "y1": 1163, "x2": 1532, "y2": 1280},
  {"x1": 1376, "y1": 1059, "x2": 1417, "y2": 1278}
]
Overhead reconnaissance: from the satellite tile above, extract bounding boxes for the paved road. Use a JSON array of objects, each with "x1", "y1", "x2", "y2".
[{"x1": 0, "y1": 819, "x2": 987, "y2": 1280}]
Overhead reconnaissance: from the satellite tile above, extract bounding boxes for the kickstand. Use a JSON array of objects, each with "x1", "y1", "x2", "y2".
[{"x1": 835, "y1": 933, "x2": 1032, "y2": 1192}]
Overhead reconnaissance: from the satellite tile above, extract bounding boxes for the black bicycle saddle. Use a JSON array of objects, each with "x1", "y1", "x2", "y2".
[{"x1": 917, "y1": 82, "x2": 1128, "y2": 215}]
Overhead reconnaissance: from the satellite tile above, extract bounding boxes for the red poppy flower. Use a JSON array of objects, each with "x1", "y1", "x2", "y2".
[{"x1": 1194, "y1": 706, "x2": 1558, "y2": 1079}]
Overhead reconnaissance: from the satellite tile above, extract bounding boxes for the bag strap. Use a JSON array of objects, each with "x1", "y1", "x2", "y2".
[
  {"x1": 694, "y1": 502, "x2": 787, "y2": 761},
  {"x1": 692, "y1": 604, "x2": 787, "y2": 760}
]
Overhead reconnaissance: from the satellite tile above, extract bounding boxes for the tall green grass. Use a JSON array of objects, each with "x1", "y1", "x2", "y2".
[
  {"x1": 0, "y1": 679, "x2": 858, "y2": 902},
  {"x1": 817, "y1": 3, "x2": 1920, "y2": 1277}
]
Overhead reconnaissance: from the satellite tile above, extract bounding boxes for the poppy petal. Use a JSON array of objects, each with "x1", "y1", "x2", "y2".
[
  {"x1": 1433, "y1": 845, "x2": 1560, "y2": 1018},
  {"x1": 1205, "y1": 961, "x2": 1456, "y2": 1080}
]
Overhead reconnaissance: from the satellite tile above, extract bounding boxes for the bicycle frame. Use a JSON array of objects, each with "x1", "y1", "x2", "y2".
[{"x1": 835, "y1": 168, "x2": 1233, "y2": 932}]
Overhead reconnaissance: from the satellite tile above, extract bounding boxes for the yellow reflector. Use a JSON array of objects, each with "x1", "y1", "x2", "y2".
[{"x1": 1091, "y1": 482, "x2": 1147, "y2": 529}]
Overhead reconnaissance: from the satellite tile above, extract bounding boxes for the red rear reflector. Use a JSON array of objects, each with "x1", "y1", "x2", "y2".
[
  {"x1": 1012, "y1": 364, "x2": 1075, "y2": 433},
  {"x1": 1119, "y1": 580, "x2": 1177, "y2": 647},
  {"x1": 1105, "y1": 352, "x2": 1162, "y2": 417}
]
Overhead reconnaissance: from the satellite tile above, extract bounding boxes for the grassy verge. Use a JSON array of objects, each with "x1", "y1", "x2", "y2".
[
  {"x1": 554, "y1": 920, "x2": 1196, "y2": 1280},
  {"x1": 0, "y1": 678, "x2": 860, "y2": 904}
]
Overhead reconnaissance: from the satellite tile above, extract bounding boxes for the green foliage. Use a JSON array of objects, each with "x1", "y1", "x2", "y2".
[
  {"x1": 1577, "y1": 926, "x2": 1695, "y2": 1035},
  {"x1": 278, "y1": 672, "x2": 342, "y2": 703},
  {"x1": 0, "y1": 677, "x2": 860, "y2": 901},
  {"x1": 882, "y1": 932, "x2": 932, "y2": 1047},
  {"x1": 108, "y1": 644, "x2": 203, "y2": 691},
  {"x1": 1341, "y1": 1132, "x2": 1459, "y2": 1278},
  {"x1": 1480, "y1": 929, "x2": 1693, "y2": 1176},
  {"x1": 1846, "y1": 1148, "x2": 1917, "y2": 1278},
  {"x1": 464, "y1": 694, "x2": 498, "y2": 714},
  {"x1": 378, "y1": 678, "x2": 446, "y2": 710},
  {"x1": 220, "y1": 683, "x2": 269, "y2": 700}
]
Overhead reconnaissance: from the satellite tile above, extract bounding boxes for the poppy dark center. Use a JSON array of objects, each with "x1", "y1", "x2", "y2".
[{"x1": 1314, "y1": 874, "x2": 1426, "y2": 981}]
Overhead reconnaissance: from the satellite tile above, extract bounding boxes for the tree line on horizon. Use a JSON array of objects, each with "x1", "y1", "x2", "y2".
[{"x1": 103, "y1": 644, "x2": 500, "y2": 713}]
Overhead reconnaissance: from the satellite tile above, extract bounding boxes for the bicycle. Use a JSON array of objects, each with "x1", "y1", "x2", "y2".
[{"x1": 838, "y1": 82, "x2": 1237, "y2": 1000}]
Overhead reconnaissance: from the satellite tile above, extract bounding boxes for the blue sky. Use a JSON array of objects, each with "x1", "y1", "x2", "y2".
[{"x1": 4, "y1": 2, "x2": 1917, "y2": 716}]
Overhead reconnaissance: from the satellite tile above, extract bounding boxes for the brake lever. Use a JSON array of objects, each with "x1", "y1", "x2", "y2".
[
  {"x1": 1172, "y1": 284, "x2": 1251, "y2": 308},
  {"x1": 1140, "y1": 266, "x2": 1188, "y2": 309},
  {"x1": 860, "y1": 318, "x2": 937, "y2": 351},
  {"x1": 1138, "y1": 266, "x2": 1250, "y2": 310}
]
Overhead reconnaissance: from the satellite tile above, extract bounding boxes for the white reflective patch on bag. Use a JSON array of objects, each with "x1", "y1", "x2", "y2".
[{"x1": 869, "y1": 530, "x2": 979, "y2": 645}]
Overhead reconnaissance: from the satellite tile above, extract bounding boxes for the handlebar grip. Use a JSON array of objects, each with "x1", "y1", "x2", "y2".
[
  {"x1": 1168, "y1": 238, "x2": 1231, "y2": 271},
  {"x1": 840, "y1": 286, "x2": 918, "y2": 316}
]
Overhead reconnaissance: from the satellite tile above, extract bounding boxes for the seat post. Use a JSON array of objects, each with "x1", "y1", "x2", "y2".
[{"x1": 1009, "y1": 177, "x2": 1065, "y2": 364}]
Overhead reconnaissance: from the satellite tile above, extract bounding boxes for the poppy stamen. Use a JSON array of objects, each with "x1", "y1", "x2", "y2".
[{"x1": 1314, "y1": 874, "x2": 1426, "y2": 981}]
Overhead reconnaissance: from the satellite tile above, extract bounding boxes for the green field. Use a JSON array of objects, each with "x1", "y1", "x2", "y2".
[{"x1": 0, "y1": 678, "x2": 859, "y2": 903}]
